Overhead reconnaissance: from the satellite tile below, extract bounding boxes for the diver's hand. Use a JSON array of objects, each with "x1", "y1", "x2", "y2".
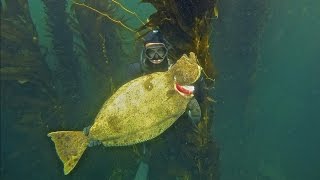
[
  {"x1": 83, "y1": 126, "x2": 102, "y2": 147},
  {"x1": 83, "y1": 126, "x2": 91, "y2": 136},
  {"x1": 88, "y1": 140, "x2": 101, "y2": 147},
  {"x1": 187, "y1": 98, "x2": 201, "y2": 125}
]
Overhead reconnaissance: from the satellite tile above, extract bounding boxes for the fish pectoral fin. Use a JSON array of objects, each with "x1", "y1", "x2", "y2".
[{"x1": 48, "y1": 131, "x2": 89, "y2": 175}]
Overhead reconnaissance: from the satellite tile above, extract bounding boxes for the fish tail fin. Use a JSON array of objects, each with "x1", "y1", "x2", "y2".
[{"x1": 48, "y1": 131, "x2": 89, "y2": 175}]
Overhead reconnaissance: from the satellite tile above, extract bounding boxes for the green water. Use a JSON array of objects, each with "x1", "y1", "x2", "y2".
[
  {"x1": 214, "y1": 0, "x2": 320, "y2": 179},
  {"x1": 1, "y1": 0, "x2": 320, "y2": 180}
]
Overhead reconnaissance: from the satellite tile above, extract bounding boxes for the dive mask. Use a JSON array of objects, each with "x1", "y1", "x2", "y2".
[{"x1": 145, "y1": 43, "x2": 168, "y2": 64}]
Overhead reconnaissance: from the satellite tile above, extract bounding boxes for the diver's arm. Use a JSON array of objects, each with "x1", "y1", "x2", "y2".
[{"x1": 127, "y1": 62, "x2": 143, "y2": 81}]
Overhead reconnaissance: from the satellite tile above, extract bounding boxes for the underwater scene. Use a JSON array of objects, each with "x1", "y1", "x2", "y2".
[{"x1": 1, "y1": 0, "x2": 319, "y2": 180}]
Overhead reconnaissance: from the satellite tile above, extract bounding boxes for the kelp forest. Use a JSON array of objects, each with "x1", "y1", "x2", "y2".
[{"x1": 1, "y1": 0, "x2": 219, "y2": 179}]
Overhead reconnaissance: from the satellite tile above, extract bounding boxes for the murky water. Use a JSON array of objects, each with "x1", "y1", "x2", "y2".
[
  {"x1": 1, "y1": 0, "x2": 319, "y2": 180},
  {"x1": 214, "y1": 0, "x2": 320, "y2": 180}
]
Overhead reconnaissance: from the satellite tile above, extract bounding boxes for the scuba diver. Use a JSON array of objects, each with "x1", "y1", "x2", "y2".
[{"x1": 127, "y1": 29, "x2": 202, "y2": 124}]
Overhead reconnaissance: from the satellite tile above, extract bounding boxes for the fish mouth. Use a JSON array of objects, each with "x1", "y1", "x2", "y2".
[{"x1": 174, "y1": 83, "x2": 195, "y2": 97}]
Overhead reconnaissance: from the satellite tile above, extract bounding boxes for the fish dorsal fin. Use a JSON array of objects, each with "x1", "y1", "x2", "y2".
[{"x1": 48, "y1": 131, "x2": 89, "y2": 175}]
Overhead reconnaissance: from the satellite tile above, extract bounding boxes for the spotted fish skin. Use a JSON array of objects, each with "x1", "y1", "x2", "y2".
[{"x1": 89, "y1": 52, "x2": 202, "y2": 146}]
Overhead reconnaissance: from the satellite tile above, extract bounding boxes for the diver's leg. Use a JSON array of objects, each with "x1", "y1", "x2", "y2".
[
  {"x1": 141, "y1": 143, "x2": 151, "y2": 162},
  {"x1": 134, "y1": 143, "x2": 150, "y2": 180},
  {"x1": 82, "y1": 126, "x2": 102, "y2": 147}
]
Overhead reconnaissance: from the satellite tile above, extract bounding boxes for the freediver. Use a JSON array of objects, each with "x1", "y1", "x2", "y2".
[{"x1": 127, "y1": 30, "x2": 204, "y2": 180}]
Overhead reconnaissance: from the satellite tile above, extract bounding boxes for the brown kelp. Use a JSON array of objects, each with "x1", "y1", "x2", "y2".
[
  {"x1": 67, "y1": 0, "x2": 133, "y2": 127},
  {"x1": 41, "y1": 0, "x2": 81, "y2": 118},
  {"x1": 139, "y1": 0, "x2": 220, "y2": 179},
  {"x1": 1, "y1": 0, "x2": 55, "y2": 110},
  {"x1": 70, "y1": 0, "x2": 129, "y2": 78},
  {"x1": 0, "y1": 1, "x2": 58, "y2": 178},
  {"x1": 1, "y1": 0, "x2": 136, "y2": 178},
  {"x1": 40, "y1": 0, "x2": 119, "y2": 128}
]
